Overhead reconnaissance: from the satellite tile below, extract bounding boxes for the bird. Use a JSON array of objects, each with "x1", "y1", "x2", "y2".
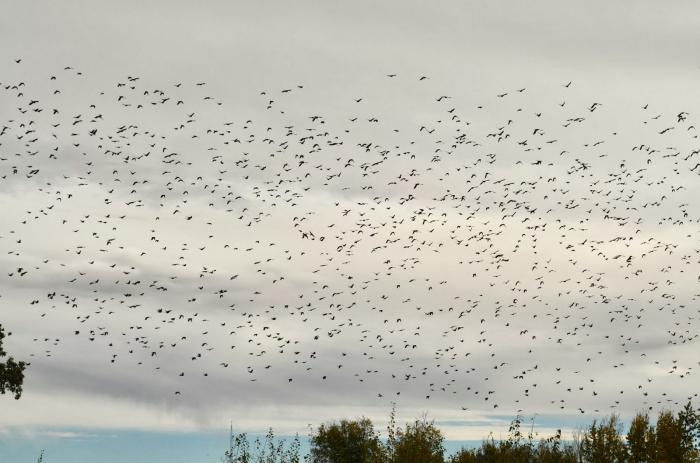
[{"x1": 2, "y1": 62, "x2": 698, "y2": 422}]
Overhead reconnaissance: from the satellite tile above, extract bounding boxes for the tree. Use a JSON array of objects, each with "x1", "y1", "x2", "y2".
[
  {"x1": 386, "y1": 404, "x2": 398, "y2": 462},
  {"x1": 310, "y1": 418, "x2": 386, "y2": 463},
  {"x1": 447, "y1": 448, "x2": 478, "y2": 463},
  {"x1": 678, "y1": 401, "x2": 700, "y2": 460},
  {"x1": 626, "y1": 412, "x2": 656, "y2": 463},
  {"x1": 571, "y1": 426, "x2": 585, "y2": 463},
  {"x1": 495, "y1": 415, "x2": 536, "y2": 463},
  {"x1": 392, "y1": 417, "x2": 445, "y2": 463},
  {"x1": 536, "y1": 429, "x2": 579, "y2": 463},
  {"x1": 222, "y1": 428, "x2": 301, "y2": 463},
  {"x1": 580, "y1": 414, "x2": 628, "y2": 463},
  {"x1": 656, "y1": 409, "x2": 688, "y2": 463},
  {"x1": 0, "y1": 324, "x2": 27, "y2": 400}
]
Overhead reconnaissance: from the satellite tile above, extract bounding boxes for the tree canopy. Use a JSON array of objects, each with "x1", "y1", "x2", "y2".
[
  {"x1": 222, "y1": 403, "x2": 700, "y2": 463},
  {"x1": 0, "y1": 324, "x2": 28, "y2": 400},
  {"x1": 310, "y1": 417, "x2": 386, "y2": 463}
]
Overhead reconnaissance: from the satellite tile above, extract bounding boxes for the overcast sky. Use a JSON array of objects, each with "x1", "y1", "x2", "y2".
[{"x1": 1, "y1": 1, "x2": 700, "y2": 462}]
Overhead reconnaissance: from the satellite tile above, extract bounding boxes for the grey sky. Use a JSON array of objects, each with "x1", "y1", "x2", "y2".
[{"x1": 1, "y1": 0, "x2": 700, "y2": 442}]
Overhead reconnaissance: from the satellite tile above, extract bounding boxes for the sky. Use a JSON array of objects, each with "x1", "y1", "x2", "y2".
[{"x1": 1, "y1": 1, "x2": 700, "y2": 462}]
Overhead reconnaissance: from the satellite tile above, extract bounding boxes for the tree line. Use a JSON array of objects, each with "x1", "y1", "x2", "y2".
[{"x1": 222, "y1": 403, "x2": 700, "y2": 463}]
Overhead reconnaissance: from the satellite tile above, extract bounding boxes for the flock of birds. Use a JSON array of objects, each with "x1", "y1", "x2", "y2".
[{"x1": 1, "y1": 58, "x2": 699, "y2": 418}]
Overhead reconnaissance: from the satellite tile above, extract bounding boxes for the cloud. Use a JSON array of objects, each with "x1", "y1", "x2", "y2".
[{"x1": 1, "y1": 0, "x2": 699, "y2": 444}]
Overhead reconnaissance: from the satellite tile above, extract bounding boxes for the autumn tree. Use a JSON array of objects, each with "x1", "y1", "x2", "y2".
[
  {"x1": 655, "y1": 409, "x2": 690, "y2": 463},
  {"x1": 0, "y1": 324, "x2": 27, "y2": 400},
  {"x1": 626, "y1": 412, "x2": 656, "y2": 463}
]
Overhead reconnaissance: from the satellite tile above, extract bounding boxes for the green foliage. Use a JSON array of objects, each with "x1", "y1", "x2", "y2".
[
  {"x1": 581, "y1": 414, "x2": 628, "y2": 463},
  {"x1": 626, "y1": 412, "x2": 656, "y2": 463},
  {"x1": 679, "y1": 401, "x2": 700, "y2": 461},
  {"x1": 499, "y1": 415, "x2": 536, "y2": 463},
  {"x1": 392, "y1": 417, "x2": 445, "y2": 463},
  {"x1": 656, "y1": 410, "x2": 687, "y2": 463},
  {"x1": 0, "y1": 324, "x2": 28, "y2": 400},
  {"x1": 448, "y1": 417, "x2": 578, "y2": 463},
  {"x1": 535, "y1": 430, "x2": 579, "y2": 463},
  {"x1": 223, "y1": 404, "x2": 700, "y2": 463},
  {"x1": 222, "y1": 428, "x2": 301, "y2": 463},
  {"x1": 223, "y1": 431, "x2": 250, "y2": 463},
  {"x1": 310, "y1": 418, "x2": 386, "y2": 463},
  {"x1": 386, "y1": 404, "x2": 398, "y2": 462}
]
